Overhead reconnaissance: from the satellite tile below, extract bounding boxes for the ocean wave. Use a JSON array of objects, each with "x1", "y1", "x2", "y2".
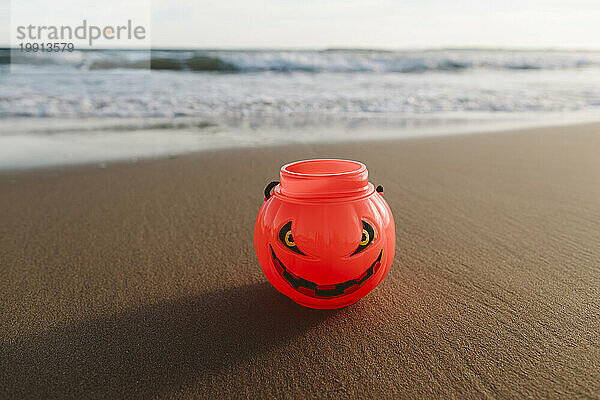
[
  {"x1": 2, "y1": 65, "x2": 600, "y2": 119},
  {"x1": 2, "y1": 48, "x2": 600, "y2": 120},
  {"x1": 88, "y1": 56, "x2": 237, "y2": 71},
  {"x1": 3, "y1": 48, "x2": 600, "y2": 73}
]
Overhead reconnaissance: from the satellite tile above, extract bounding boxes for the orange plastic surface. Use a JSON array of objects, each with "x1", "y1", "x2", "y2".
[{"x1": 254, "y1": 159, "x2": 395, "y2": 309}]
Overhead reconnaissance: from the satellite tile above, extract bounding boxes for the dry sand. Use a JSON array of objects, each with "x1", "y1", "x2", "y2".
[{"x1": 1, "y1": 123, "x2": 599, "y2": 399}]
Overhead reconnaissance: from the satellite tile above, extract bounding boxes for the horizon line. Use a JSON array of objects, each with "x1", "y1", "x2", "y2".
[{"x1": 2, "y1": 46, "x2": 600, "y2": 52}]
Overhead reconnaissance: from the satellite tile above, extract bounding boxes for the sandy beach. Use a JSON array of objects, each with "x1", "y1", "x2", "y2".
[{"x1": 1, "y1": 123, "x2": 599, "y2": 399}]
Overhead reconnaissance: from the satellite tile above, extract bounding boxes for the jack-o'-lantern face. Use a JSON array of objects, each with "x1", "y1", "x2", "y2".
[
  {"x1": 255, "y1": 190, "x2": 395, "y2": 309},
  {"x1": 254, "y1": 159, "x2": 395, "y2": 309},
  {"x1": 271, "y1": 219, "x2": 383, "y2": 298}
]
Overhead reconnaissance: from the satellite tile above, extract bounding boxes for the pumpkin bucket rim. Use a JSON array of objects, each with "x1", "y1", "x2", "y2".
[{"x1": 278, "y1": 159, "x2": 371, "y2": 200}]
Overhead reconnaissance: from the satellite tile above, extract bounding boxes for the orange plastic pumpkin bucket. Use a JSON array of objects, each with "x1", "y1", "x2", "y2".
[{"x1": 254, "y1": 159, "x2": 395, "y2": 309}]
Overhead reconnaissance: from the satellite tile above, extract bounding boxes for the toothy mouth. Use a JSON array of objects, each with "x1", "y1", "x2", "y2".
[{"x1": 269, "y1": 246, "x2": 383, "y2": 298}]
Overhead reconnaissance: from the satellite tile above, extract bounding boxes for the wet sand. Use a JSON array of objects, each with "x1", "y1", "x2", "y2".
[{"x1": 1, "y1": 123, "x2": 599, "y2": 399}]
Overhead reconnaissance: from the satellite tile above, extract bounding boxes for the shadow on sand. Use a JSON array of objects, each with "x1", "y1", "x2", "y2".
[{"x1": 2, "y1": 282, "x2": 336, "y2": 399}]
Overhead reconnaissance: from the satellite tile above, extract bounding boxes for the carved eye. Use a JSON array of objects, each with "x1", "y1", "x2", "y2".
[
  {"x1": 351, "y1": 220, "x2": 376, "y2": 256},
  {"x1": 360, "y1": 228, "x2": 370, "y2": 246},
  {"x1": 279, "y1": 221, "x2": 306, "y2": 255}
]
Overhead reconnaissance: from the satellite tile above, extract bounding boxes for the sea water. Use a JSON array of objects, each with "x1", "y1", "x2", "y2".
[{"x1": 1, "y1": 49, "x2": 599, "y2": 169}]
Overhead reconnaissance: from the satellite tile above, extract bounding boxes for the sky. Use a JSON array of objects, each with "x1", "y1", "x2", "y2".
[{"x1": 2, "y1": 0, "x2": 600, "y2": 49}]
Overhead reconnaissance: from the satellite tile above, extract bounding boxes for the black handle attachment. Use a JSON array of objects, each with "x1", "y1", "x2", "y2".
[
  {"x1": 376, "y1": 185, "x2": 384, "y2": 194},
  {"x1": 264, "y1": 181, "x2": 280, "y2": 200}
]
